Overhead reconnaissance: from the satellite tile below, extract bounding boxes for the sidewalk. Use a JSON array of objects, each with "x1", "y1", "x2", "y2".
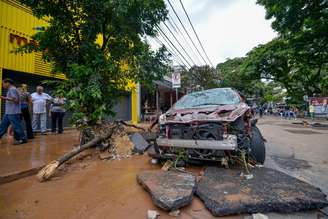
[{"x1": 0, "y1": 130, "x2": 79, "y2": 184}]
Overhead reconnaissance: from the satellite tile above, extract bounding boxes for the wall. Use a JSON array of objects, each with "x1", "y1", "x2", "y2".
[{"x1": 0, "y1": 0, "x2": 139, "y2": 123}]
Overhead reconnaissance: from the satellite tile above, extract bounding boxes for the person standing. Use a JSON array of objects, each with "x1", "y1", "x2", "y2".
[
  {"x1": 309, "y1": 103, "x2": 315, "y2": 120},
  {"x1": 31, "y1": 86, "x2": 52, "y2": 135},
  {"x1": 18, "y1": 84, "x2": 34, "y2": 139},
  {"x1": 50, "y1": 95, "x2": 66, "y2": 134},
  {"x1": 0, "y1": 78, "x2": 27, "y2": 144}
]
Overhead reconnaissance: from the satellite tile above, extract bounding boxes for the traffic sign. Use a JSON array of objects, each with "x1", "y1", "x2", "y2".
[{"x1": 172, "y1": 72, "x2": 181, "y2": 88}]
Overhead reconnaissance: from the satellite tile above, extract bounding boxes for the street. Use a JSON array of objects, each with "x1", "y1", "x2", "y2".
[
  {"x1": 259, "y1": 117, "x2": 328, "y2": 196},
  {"x1": 0, "y1": 116, "x2": 327, "y2": 219}
]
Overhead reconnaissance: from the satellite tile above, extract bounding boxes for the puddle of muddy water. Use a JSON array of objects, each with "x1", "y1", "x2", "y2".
[
  {"x1": 284, "y1": 129, "x2": 323, "y2": 135},
  {"x1": 271, "y1": 155, "x2": 312, "y2": 170}
]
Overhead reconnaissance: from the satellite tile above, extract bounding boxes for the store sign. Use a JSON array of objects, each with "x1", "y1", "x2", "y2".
[
  {"x1": 172, "y1": 72, "x2": 181, "y2": 88},
  {"x1": 9, "y1": 33, "x2": 37, "y2": 46},
  {"x1": 309, "y1": 97, "x2": 328, "y2": 114}
]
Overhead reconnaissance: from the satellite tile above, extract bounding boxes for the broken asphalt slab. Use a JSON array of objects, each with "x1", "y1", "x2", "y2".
[
  {"x1": 137, "y1": 170, "x2": 196, "y2": 211},
  {"x1": 196, "y1": 166, "x2": 328, "y2": 217},
  {"x1": 129, "y1": 132, "x2": 150, "y2": 154}
]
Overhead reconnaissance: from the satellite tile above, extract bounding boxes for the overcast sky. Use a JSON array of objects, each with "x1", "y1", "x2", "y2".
[{"x1": 151, "y1": 0, "x2": 277, "y2": 67}]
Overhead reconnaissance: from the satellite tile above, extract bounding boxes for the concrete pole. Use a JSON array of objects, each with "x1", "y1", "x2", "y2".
[
  {"x1": 0, "y1": 68, "x2": 2, "y2": 118},
  {"x1": 156, "y1": 86, "x2": 159, "y2": 113},
  {"x1": 170, "y1": 92, "x2": 173, "y2": 107}
]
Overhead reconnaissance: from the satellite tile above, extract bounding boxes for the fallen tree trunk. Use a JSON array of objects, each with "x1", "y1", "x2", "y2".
[
  {"x1": 37, "y1": 124, "x2": 117, "y2": 182},
  {"x1": 37, "y1": 120, "x2": 147, "y2": 182}
]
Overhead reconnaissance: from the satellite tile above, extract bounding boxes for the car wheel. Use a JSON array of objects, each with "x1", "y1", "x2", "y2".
[{"x1": 250, "y1": 126, "x2": 266, "y2": 164}]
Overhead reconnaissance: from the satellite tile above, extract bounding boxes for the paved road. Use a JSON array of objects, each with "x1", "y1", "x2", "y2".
[
  {"x1": 258, "y1": 116, "x2": 328, "y2": 195},
  {"x1": 0, "y1": 117, "x2": 327, "y2": 219},
  {"x1": 258, "y1": 116, "x2": 328, "y2": 217}
]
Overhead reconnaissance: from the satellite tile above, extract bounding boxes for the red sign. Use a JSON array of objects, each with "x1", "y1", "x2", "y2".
[{"x1": 9, "y1": 33, "x2": 37, "y2": 46}]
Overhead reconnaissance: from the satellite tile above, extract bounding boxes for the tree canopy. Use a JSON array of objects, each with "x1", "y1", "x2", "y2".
[
  {"x1": 181, "y1": 65, "x2": 219, "y2": 92},
  {"x1": 256, "y1": 0, "x2": 328, "y2": 96},
  {"x1": 216, "y1": 1, "x2": 328, "y2": 106},
  {"x1": 19, "y1": 0, "x2": 170, "y2": 126}
]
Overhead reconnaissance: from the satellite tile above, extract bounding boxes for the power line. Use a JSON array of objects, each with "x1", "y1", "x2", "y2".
[
  {"x1": 156, "y1": 26, "x2": 192, "y2": 68},
  {"x1": 154, "y1": 37, "x2": 189, "y2": 69},
  {"x1": 162, "y1": 22, "x2": 197, "y2": 66},
  {"x1": 166, "y1": 0, "x2": 209, "y2": 66},
  {"x1": 167, "y1": 14, "x2": 202, "y2": 65},
  {"x1": 178, "y1": 0, "x2": 214, "y2": 67}
]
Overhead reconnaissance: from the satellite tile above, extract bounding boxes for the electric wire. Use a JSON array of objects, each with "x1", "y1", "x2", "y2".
[
  {"x1": 166, "y1": 0, "x2": 209, "y2": 66},
  {"x1": 156, "y1": 27, "x2": 192, "y2": 68},
  {"x1": 162, "y1": 22, "x2": 197, "y2": 66},
  {"x1": 154, "y1": 36, "x2": 189, "y2": 69},
  {"x1": 167, "y1": 14, "x2": 202, "y2": 65},
  {"x1": 178, "y1": 0, "x2": 214, "y2": 67}
]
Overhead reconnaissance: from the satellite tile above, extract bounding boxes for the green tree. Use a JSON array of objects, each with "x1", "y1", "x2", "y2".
[
  {"x1": 216, "y1": 57, "x2": 265, "y2": 99},
  {"x1": 181, "y1": 65, "x2": 219, "y2": 92},
  {"x1": 18, "y1": 0, "x2": 170, "y2": 127},
  {"x1": 243, "y1": 37, "x2": 326, "y2": 104},
  {"x1": 257, "y1": 0, "x2": 328, "y2": 95}
]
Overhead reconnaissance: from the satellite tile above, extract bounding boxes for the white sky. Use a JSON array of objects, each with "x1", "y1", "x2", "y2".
[{"x1": 150, "y1": 0, "x2": 277, "y2": 67}]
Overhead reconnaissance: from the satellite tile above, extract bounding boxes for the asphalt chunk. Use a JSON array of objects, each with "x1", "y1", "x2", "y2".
[
  {"x1": 137, "y1": 170, "x2": 196, "y2": 211},
  {"x1": 196, "y1": 166, "x2": 328, "y2": 217},
  {"x1": 129, "y1": 132, "x2": 150, "y2": 154}
]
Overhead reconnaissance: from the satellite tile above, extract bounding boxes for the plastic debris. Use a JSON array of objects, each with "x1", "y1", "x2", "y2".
[
  {"x1": 169, "y1": 210, "x2": 180, "y2": 217},
  {"x1": 252, "y1": 213, "x2": 269, "y2": 219},
  {"x1": 147, "y1": 210, "x2": 159, "y2": 219}
]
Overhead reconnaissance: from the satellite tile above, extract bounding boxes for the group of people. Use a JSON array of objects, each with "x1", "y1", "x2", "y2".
[
  {"x1": 279, "y1": 107, "x2": 298, "y2": 120},
  {"x1": 0, "y1": 78, "x2": 66, "y2": 145}
]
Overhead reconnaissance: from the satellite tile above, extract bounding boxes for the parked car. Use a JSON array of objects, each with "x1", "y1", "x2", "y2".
[{"x1": 151, "y1": 88, "x2": 266, "y2": 164}]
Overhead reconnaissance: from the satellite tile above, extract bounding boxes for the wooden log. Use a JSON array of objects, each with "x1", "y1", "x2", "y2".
[
  {"x1": 37, "y1": 120, "x2": 149, "y2": 182},
  {"x1": 37, "y1": 125, "x2": 117, "y2": 182}
]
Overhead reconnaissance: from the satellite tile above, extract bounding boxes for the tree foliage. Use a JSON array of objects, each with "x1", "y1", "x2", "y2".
[
  {"x1": 256, "y1": 0, "x2": 328, "y2": 96},
  {"x1": 18, "y1": 0, "x2": 170, "y2": 126},
  {"x1": 216, "y1": 57, "x2": 278, "y2": 103},
  {"x1": 181, "y1": 65, "x2": 219, "y2": 92}
]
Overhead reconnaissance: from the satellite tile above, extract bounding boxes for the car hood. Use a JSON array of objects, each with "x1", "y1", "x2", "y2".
[{"x1": 163, "y1": 103, "x2": 249, "y2": 123}]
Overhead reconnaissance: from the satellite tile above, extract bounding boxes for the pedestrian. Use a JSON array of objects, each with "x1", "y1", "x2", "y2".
[
  {"x1": 18, "y1": 84, "x2": 34, "y2": 139},
  {"x1": 259, "y1": 106, "x2": 263, "y2": 118},
  {"x1": 31, "y1": 86, "x2": 52, "y2": 135},
  {"x1": 309, "y1": 102, "x2": 315, "y2": 120},
  {"x1": 322, "y1": 99, "x2": 328, "y2": 120},
  {"x1": 50, "y1": 94, "x2": 66, "y2": 134},
  {"x1": 0, "y1": 78, "x2": 27, "y2": 144},
  {"x1": 293, "y1": 107, "x2": 298, "y2": 120}
]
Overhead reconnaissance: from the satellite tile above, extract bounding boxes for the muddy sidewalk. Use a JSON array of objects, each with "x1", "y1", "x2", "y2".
[{"x1": 0, "y1": 155, "x2": 221, "y2": 219}]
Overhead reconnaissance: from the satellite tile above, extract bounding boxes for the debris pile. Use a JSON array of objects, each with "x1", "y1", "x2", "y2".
[{"x1": 37, "y1": 120, "x2": 152, "y2": 182}]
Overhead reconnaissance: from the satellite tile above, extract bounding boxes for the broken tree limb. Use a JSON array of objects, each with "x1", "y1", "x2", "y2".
[
  {"x1": 149, "y1": 117, "x2": 158, "y2": 132},
  {"x1": 117, "y1": 120, "x2": 146, "y2": 132},
  {"x1": 37, "y1": 123, "x2": 119, "y2": 182},
  {"x1": 37, "y1": 120, "x2": 150, "y2": 182}
]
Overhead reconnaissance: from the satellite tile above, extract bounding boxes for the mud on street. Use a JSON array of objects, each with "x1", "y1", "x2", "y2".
[{"x1": 0, "y1": 116, "x2": 328, "y2": 219}]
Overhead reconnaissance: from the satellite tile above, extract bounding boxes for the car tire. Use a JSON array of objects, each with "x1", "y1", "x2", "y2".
[{"x1": 250, "y1": 126, "x2": 266, "y2": 164}]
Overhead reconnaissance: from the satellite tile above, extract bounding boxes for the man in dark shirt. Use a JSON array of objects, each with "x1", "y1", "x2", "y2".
[{"x1": 0, "y1": 78, "x2": 27, "y2": 144}]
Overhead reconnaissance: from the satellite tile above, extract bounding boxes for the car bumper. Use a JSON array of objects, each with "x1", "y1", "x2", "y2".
[{"x1": 156, "y1": 135, "x2": 237, "y2": 150}]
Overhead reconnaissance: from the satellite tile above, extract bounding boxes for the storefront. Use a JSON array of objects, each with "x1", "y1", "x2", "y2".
[{"x1": 0, "y1": 0, "x2": 139, "y2": 125}]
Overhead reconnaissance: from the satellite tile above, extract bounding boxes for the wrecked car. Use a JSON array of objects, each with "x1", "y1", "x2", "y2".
[{"x1": 151, "y1": 88, "x2": 265, "y2": 164}]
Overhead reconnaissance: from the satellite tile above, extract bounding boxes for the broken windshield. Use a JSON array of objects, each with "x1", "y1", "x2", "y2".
[{"x1": 174, "y1": 88, "x2": 241, "y2": 109}]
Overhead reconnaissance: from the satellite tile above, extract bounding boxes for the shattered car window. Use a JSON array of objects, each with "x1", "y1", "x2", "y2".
[{"x1": 174, "y1": 88, "x2": 241, "y2": 109}]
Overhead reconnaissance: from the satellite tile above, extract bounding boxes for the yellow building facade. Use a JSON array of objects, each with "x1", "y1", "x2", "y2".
[{"x1": 0, "y1": 0, "x2": 138, "y2": 123}]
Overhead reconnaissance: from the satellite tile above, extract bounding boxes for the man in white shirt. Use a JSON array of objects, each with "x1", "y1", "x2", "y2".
[{"x1": 31, "y1": 86, "x2": 52, "y2": 134}]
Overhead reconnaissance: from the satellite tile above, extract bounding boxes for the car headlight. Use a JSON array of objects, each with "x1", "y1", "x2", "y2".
[{"x1": 159, "y1": 114, "x2": 166, "y2": 124}]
